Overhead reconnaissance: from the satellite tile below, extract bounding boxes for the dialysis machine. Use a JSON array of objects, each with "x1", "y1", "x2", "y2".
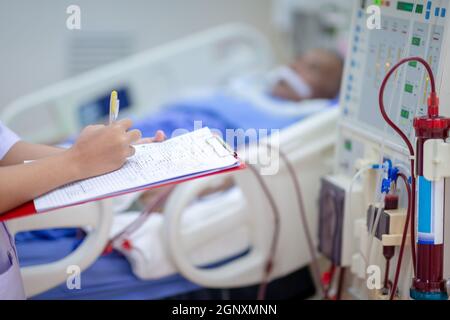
[{"x1": 320, "y1": 0, "x2": 450, "y2": 299}]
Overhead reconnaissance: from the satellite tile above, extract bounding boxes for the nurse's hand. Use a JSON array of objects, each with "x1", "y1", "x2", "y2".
[{"x1": 67, "y1": 119, "x2": 142, "y2": 180}]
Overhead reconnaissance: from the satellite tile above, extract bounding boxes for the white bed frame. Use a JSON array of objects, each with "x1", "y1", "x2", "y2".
[{"x1": 1, "y1": 23, "x2": 339, "y2": 297}]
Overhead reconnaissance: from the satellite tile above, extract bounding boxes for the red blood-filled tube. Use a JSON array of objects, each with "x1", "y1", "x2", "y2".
[
  {"x1": 411, "y1": 114, "x2": 450, "y2": 299},
  {"x1": 378, "y1": 57, "x2": 450, "y2": 299}
]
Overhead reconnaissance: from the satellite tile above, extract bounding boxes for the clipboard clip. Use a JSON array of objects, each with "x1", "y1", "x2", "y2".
[{"x1": 206, "y1": 135, "x2": 237, "y2": 158}]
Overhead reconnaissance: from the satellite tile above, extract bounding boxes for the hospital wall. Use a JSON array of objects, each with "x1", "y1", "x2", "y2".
[{"x1": 0, "y1": 0, "x2": 286, "y2": 111}]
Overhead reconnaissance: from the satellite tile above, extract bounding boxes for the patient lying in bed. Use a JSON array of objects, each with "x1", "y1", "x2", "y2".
[{"x1": 132, "y1": 48, "x2": 343, "y2": 142}]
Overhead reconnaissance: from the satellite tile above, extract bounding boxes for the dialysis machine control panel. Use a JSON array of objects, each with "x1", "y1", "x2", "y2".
[{"x1": 337, "y1": 0, "x2": 449, "y2": 174}]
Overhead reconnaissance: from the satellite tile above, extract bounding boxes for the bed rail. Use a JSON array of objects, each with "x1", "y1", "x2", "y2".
[{"x1": 6, "y1": 200, "x2": 113, "y2": 298}]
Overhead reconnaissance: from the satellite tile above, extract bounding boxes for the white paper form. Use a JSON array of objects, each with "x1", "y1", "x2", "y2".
[{"x1": 35, "y1": 128, "x2": 239, "y2": 212}]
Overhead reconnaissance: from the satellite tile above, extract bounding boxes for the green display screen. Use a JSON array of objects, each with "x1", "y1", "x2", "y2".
[
  {"x1": 405, "y1": 83, "x2": 414, "y2": 93},
  {"x1": 412, "y1": 37, "x2": 421, "y2": 46},
  {"x1": 344, "y1": 140, "x2": 352, "y2": 151},
  {"x1": 415, "y1": 4, "x2": 424, "y2": 14},
  {"x1": 397, "y1": 1, "x2": 414, "y2": 12},
  {"x1": 401, "y1": 109, "x2": 410, "y2": 119},
  {"x1": 408, "y1": 61, "x2": 417, "y2": 68}
]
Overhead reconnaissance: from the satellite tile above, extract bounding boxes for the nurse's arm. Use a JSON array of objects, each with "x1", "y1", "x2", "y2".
[
  {"x1": 0, "y1": 119, "x2": 142, "y2": 214},
  {"x1": 0, "y1": 151, "x2": 82, "y2": 213},
  {"x1": 0, "y1": 141, "x2": 63, "y2": 166},
  {"x1": 0, "y1": 130, "x2": 166, "y2": 167}
]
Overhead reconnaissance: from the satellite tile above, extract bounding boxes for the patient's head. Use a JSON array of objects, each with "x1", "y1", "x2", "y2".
[{"x1": 270, "y1": 48, "x2": 344, "y2": 101}]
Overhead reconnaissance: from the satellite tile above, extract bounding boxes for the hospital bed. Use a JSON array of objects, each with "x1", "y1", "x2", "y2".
[{"x1": 1, "y1": 24, "x2": 340, "y2": 299}]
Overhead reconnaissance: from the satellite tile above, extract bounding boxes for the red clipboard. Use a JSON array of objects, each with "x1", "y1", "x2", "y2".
[{"x1": 0, "y1": 162, "x2": 246, "y2": 222}]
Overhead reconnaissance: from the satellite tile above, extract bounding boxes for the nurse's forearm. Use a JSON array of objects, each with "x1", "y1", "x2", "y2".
[
  {"x1": 0, "y1": 141, "x2": 64, "y2": 166},
  {"x1": 0, "y1": 119, "x2": 146, "y2": 214},
  {"x1": 0, "y1": 150, "x2": 79, "y2": 214}
]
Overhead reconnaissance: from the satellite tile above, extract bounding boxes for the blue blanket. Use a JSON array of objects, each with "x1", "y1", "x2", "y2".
[{"x1": 132, "y1": 92, "x2": 317, "y2": 143}]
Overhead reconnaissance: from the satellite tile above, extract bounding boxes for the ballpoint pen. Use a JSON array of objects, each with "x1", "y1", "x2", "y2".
[{"x1": 109, "y1": 90, "x2": 120, "y2": 124}]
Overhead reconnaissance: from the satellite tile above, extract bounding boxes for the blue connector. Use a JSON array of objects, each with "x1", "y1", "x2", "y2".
[
  {"x1": 388, "y1": 167, "x2": 399, "y2": 182},
  {"x1": 381, "y1": 178, "x2": 391, "y2": 193},
  {"x1": 370, "y1": 159, "x2": 408, "y2": 194},
  {"x1": 379, "y1": 159, "x2": 401, "y2": 194},
  {"x1": 381, "y1": 159, "x2": 393, "y2": 194}
]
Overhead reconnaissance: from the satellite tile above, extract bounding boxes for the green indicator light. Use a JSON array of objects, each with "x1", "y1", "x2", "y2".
[
  {"x1": 344, "y1": 140, "x2": 352, "y2": 151},
  {"x1": 412, "y1": 37, "x2": 421, "y2": 46},
  {"x1": 405, "y1": 84, "x2": 414, "y2": 93},
  {"x1": 415, "y1": 4, "x2": 424, "y2": 14},
  {"x1": 401, "y1": 109, "x2": 410, "y2": 119},
  {"x1": 397, "y1": 1, "x2": 414, "y2": 12},
  {"x1": 408, "y1": 61, "x2": 418, "y2": 67},
  {"x1": 374, "y1": 0, "x2": 382, "y2": 5}
]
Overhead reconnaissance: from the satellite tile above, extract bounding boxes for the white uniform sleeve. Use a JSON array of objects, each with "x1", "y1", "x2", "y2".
[{"x1": 0, "y1": 122, "x2": 20, "y2": 160}]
